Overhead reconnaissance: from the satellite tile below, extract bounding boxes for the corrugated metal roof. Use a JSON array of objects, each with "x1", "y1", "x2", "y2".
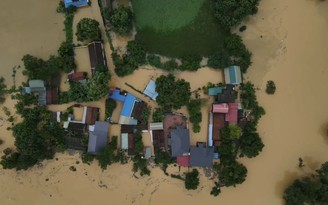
[
  {"x1": 144, "y1": 147, "x2": 151, "y2": 159},
  {"x1": 212, "y1": 103, "x2": 229, "y2": 113},
  {"x1": 225, "y1": 103, "x2": 238, "y2": 124},
  {"x1": 64, "y1": 0, "x2": 89, "y2": 8},
  {"x1": 170, "y1": 126, "x2": 190, "y2": 157},
  {"x1": 208, "y1": 87, "x2": 223, "y2": 96},
  {"x1": 149, "y1": 122, "x2": 163, "y2": 130},
  {"x1": 109, "y1": 88, "x2": 126, "y2": 102},
  {"x1": 143, "y1": 80, "x2": 158, "y2": 101},
  {"x1": 121, "y1": 133, "x2": 128, "y2": 150},
  {"x1": 189, "y1": 146, "x2": 214, "y2": 167},
  {"x1": 87, "y1": 121, "x2": 109, "y2": 155},
  {"x1": 177, "y1": 156, "x2": 190, "y2": 167},
  {"x1": 224, "y1": 66, "x2": 242, "y2": 85},
  {"x1": 29, "y1": 80, "x2": 45, "y2": 88},
  {"x1": 121, "y1": 94, "x2": 136, "y2": 117}
]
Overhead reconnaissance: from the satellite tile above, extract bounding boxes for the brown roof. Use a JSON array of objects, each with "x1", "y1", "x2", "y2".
[
  {"x1": 68, "y1": 72, "x2": 87, "y2": 81},
  {"x1": 152, "y1": 130, "x2": 165, "y2": 153},
  {"x1": 88, "y1": 42, "x2": 105, "y2": 69},
  {"x1": 131, "y1": 101, "x2": 147, "y2": 121},
  {"x1": 121, "y1": 124, "x2": 148, "y2": 133},
  {"x1": 212, "y1": 113, "x2": 226, "y2": 146},
  {"x1": 128, "y1": 133, "x2": 136, "y2": 156},
  {"x1": 163, "y1": 113, "x2": 187, "y2": 152},
  {"x1": 67, "y1": 122, "x2": 87, "y2": 133},
  {"x1": 86, "y1": 107, "x2": 99, "y2": 125},
  {"x1": 46, "y1": 87, "x2": 58, "y2": 105}
]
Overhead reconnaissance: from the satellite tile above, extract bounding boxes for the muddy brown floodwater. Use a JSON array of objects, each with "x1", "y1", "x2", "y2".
[{"x1": 1, "y1": 0, "x2": 328, "y2": 204}]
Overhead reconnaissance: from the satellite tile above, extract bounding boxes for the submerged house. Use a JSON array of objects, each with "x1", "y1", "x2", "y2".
[
  {"x1": 224, "y1": 66, "x2": 242, "y2": 85},
  {"x1": 109, "y1": 88, "x2": 145, "y2": 125},
  {"x1": 46, "y1": 87, "x2": 59, "y2": 105},
  {"x1": 189, "y1": 143, "x2": 214, "y2": 167},
  {"x1": 68, "y1": 72, "x2": 87, "y2": 82},
  {"x1": 63, "y1": 0, "x2": 89, "y2": 8},
  {"x1": 88, "y1": 42, "x2": 106, "y2": 71},
  {"x1": 149, "y1": 122, "x2": 165, "y2": 153},
  {"x1": 169, "y1": 126, "x2": 190, "y2": 157},
  {"x1": 22, "y1": 80, "x2": 46, "y2": 105},
  {"x1": 143, "y1": 80, "x2": 158, "y2": 101},
  {"x1": 88, "y1": 121, "x2": 109, "y2": 155}
]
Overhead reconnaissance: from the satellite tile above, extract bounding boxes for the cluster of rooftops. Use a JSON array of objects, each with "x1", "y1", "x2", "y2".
[{"x1": 22, "y1": 54, "x2": 245, "y2": 167}]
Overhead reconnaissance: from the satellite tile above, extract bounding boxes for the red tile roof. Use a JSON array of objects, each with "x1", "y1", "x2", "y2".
[
  {"x1": 212, "y1": 103, "x2": 229, "y2": 113},
  {"x1": 177, "y1": 156, "x2": 190, "y2": 167},
  {"x1": 225, "y1": 103, "x2": 238, "y2": 124}
]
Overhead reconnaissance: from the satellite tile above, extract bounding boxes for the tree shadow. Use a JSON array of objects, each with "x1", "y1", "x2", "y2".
[
  {"x1": 319, "y1": 123, "x2": 328, "y2": 145},
  {"x1": 275, "y1": 171, "x2": 300, "y2": 199}
]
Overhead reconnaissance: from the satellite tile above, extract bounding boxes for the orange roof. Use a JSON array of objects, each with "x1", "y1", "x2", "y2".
[{"x1": 212, "y1": 103, "x2": 229, "y2": 113}]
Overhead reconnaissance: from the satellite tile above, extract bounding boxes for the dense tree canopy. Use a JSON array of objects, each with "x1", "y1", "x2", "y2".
[
  {"x1": 239, "y1": 132, "x2": 264, "y2": 158},
  {"x1": 109, "y1": 6, "x2": 133, "y2": 35},
  {"x1": 0, "y1": 77, "x2": 7, "y2": 103},
  {"x1": 213, "y1": 0, "x2": 260, "y2": 29},
  {"x1": 76, "y1": 18, "x2": 102, "y2": 42},
  {"x1": 1, "y1": 106, "x2": 65, "y2": 170},
  {"x1": 187, "y1": 99, "x2": 202, "y2": 133},
  {"x1": 217, "y1": 161, "x2": 247, "y2": 187},
  {"x1": 155, "y1": 74, "x2": 191, "y2": 110},
  {"x1": 207, "y1": 50, "x2": 231, "y2": 69},
  {"x1": 185, "y1": 169, "x2": 200, "y2": 190},
  {"x1": 284, "y1": 162, "x2": 328, "y2": 205}
]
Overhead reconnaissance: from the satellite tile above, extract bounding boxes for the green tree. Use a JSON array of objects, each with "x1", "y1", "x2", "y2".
[
  {"x1": 76, "y1": 18, "x2": 102, "y2": 42},
  {"x1": 105, "y1": 98, "x2": 117, "y2": 119},
  {"x1": 86, "y1": 71, "x2": 109, "y2": 101},
  {"x1": 0, "y1": 77, "x2": 7, "y2": 103},
  {"x1": 185, "y1": 169, "x2": 200, "y2": 190},
  {"x1": 239, "y1": 132, "x2": 264, "y2": 158},
  {"x1": 97, "y1": 136, "x2": 118, "y2": 170},
  {"x1": 213, "y1": 0, "x2": 260, "y2": 29},
  {"x1": 207, "y1": 50, "x2": 231, "y2": 69},
  {"x1": 217, "y1": 162, "x2": 247, "y2": 187},
  {"x1": 179, "y1": 55, "x2": 202, "y2": 71},
  {"x1": 187, "y1": 99, "x2": 202, "y2": 133},
  {"x1": 221, "y1": 124, "x2": 242, "y2": 141},
  {"x1": 109, "y1": 6, "x2": 133, "y2": 35},
  {"x1": 58, "y1": 41, "x2": 74, "y2": 57},
  {"x1": 266, "y1": 80, "x2": 276, "y2": 94},
  {"x1": 156, "y1": 74, "x2": 191, "y2": 110}
]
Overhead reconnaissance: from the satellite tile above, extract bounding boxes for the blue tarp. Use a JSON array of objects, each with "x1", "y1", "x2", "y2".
[
  {"x1": 121, "y1": 94, "x2": 136, "y2": 117},
  {"x1": 109, "y1": 89, "x2": 126, "y2": 102},
  {"x1": 64, "y1": 0, "x2": 89, "y2": 8}
]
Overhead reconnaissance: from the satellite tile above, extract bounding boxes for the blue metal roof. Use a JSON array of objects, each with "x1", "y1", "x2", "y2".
[
  {"x1": 143, "y1": 80, "x2": 158, "y2": 101},
  {"x1": 229, "y1": 66, "x2": 237, "y2": 84},
  {"x1": 64, "y1": 0, "x2": 89, "y2": 8},
  {"x1": 121, "y1": 93, "x2": 136, "y2": 117},
  {"x1": 109, "y1": 88, "x2": 126, "y2": 102}
]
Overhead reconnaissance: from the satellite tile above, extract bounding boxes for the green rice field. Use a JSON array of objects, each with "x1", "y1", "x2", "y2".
[{"x1": 132, "y1": 0, "x2": 228, "y2": 58}]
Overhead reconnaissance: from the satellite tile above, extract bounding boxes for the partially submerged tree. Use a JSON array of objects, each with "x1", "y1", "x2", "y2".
[
  {"x1": 185, "y1": 169, "x2": 200, "y2": 190},
  {"x1": 187, "y1": 99, "x2": 202, "y2": 133},
  {"x1": 266, "y1": 80, "x2": 276, "y2": 94},
  {"x1": 217, "y1": 161, "x2": 247, "y2": 187},
  {"x1": 109, "y1": 6, "x2": 133, "y2": 35},
  {"x1": 239, "y1": 132, "x2": 264, "y2": 158},
  {"x1": 155, "y1": 74, "x2": 191, "y2": 110},
  {"x1": 0, "y1": 77, "x2": 7, "y2": 103},
  {"x1": 76, "y1": 18, "x2": 102, "y2": 42}
]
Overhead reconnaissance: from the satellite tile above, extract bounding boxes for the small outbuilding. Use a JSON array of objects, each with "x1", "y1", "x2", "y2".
[
  {"x1": 63, "y1": 0, "x2": 89, "y2": 8},
  {"x1": 212, "y1": 103, "x2": 229, "y2": 113},
  {"x1": 143, "y1": 80, "x2": 158, "y2": 101},
  {"x1": 88, "y1": 42, "x2": 106, "y2": 70},
  {"x1": 208, "y1": 87, "x2": 223, "y2": 96},
  {"x1": 224, "y1": 66, "x2": 242, "y2": 85}
]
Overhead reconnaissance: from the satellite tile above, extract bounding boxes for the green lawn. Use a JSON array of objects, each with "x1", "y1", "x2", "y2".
[{"x1": 132, "y1": 0, "x2": 228, "y2": 58}]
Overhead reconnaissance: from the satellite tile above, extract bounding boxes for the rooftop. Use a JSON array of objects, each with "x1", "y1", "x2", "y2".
[
  {"x1": 189, "y1": 144, "x2": 214, "y2": 167},
  {"x1": 224, "y1": 65, "x2": 242, "y2": 85},
  {"x1": 88, "y1": 42, "x2": 106, "y2": 69},
  {"x1": 87, "y1": 121, "x2": 109, "y2": 155},
  {"x1": 143, "y1": 80, "x2": 158, "y2": 101},
  {"x1": 170, "y1": 126, "x2": 190, "y2": 157},
  {"x1": 63, "y1": 0, "x2": 89, "y2": 8}
]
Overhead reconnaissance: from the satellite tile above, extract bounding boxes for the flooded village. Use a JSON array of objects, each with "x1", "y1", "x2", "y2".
[{"x1": 0, "y1": 0, "x2": 328, "y2": 205}]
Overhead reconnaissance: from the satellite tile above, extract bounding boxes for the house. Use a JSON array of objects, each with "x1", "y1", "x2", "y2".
[
  {"x1": 189, "y1": 143, "x2": 214, "y2": 167},
  {"x1": 208, "y1": 87, "x2": 223, "y2": 96},
  {"x1": 212, "y1": 103, "x2": 229, "y2": 113},
  {"x1": 131, "y1": 101, "x2": 147, "y2": 122},
  {"x1": 169, "y1": 126, "x2": 190, "y2": 157},
  {"x1": 225, "y1": 103, "x2": 238, "y2": 124},
  {"x1": 211, "y1": 113, "x2": 226, "y2": 146},
  {"x1": 88, "y1": 42, "x2": 106, "y2": 70},
  {"x1": 152, "y1": 130, "x2": 165, "y2": 153},
  {"x1": 85, "y1": 107, "x2": 99, "y2": 125},
  {"x1": 68, "y1": 72, "x2": 87, "y2": 82},
  {"x1": 128, "y1": 133, "x2": 136, "y2": 156},
  {"x1": 216, "y1": 85, "x2": 237, "y2": 103},
  {"x1": 63, "y1": 0, "x2": 89, "y2": 9},
  {"x1": 143, "y1": 80, "x2": 158, "y2": 101},
  {"x1": 108, "y1": 88, "x2": 138, "y2": 125},
  {"x1": 121, "y1": 124, "x2": 148, "y2": 133},
  {"x1": 66, "y1": 122, "x2": 87, "y2": 133},
  {"x1": 88, "y1": 121, "x2": 109, "y2": 154},
  {"x1": 163, "y1": 113, "x2": 187, "y2": 154},
  {"x1": 224, "y1": 66, "x2": 242, "y2": 85},
  {"x1": 46, "y1": 87, "x2": 59, "y2": 105},
  {"x1": 22, "y1": 80, "x2": 46, "y2": 105}
]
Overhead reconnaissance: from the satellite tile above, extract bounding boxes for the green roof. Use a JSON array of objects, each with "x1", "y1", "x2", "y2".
[{"x1": 208, "y1": 87, "x2": 223, "y2": 96}]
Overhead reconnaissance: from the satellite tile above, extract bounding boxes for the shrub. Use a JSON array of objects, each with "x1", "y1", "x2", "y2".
[
  {"x1": 239, "y1": 25, "x2": 247, "y2": 32},
  {"x1": 207, "y1": 51, "x2": 231, "y2": 69},
  {"x1": 105, "y1": 98, "x2": 117, "y2": 119},
  {"x1": 76, "y1": 18, "x2": 102, "y2": 42},
  {"x1": 109, "y1": 6, "x2": 133, "y2": 35},
  {"x1": 162, "y1": 59, "x2": 178, "y2": 71},
  {"x1": 185, "y1": 169, "x2": 200, "y2": 190},
  {"x1": 179, "y1": 55, "x2": 202, "y2": 71},
  {"x1": 147, "y1": 54, "x2": 162, "y2": 68},
  {"x1": 266, "y1": 80, "x2": 276, "y2": 94}
]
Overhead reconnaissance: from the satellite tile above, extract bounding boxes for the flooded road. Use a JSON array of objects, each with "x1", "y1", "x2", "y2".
[{"x1": 1, "y1": 0, "x2": 328, "y2": 204}]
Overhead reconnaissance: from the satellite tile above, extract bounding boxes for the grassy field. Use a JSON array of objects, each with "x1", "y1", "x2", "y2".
[{"x1": 132, "y1": 0, "x2": 228, "y2": 58}]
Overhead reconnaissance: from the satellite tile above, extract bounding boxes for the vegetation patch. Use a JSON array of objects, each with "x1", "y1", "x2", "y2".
[{"x1": 133, "y1": 0, "x2": 228, "y2": 58}]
